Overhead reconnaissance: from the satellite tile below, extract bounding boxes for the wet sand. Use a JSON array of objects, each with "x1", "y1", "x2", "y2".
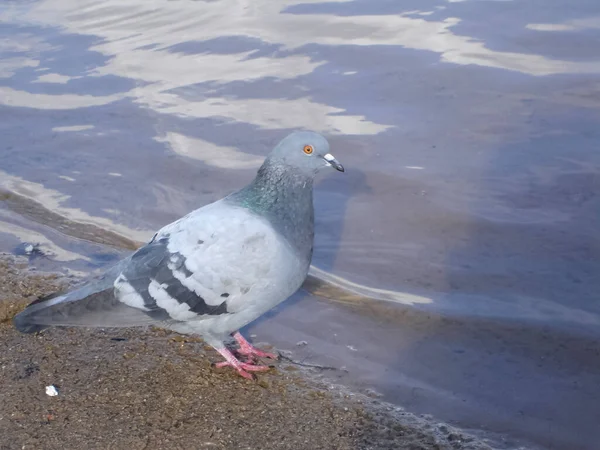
[{"x1": 0, "y1": 255, "x2": 491, "y2": 450}]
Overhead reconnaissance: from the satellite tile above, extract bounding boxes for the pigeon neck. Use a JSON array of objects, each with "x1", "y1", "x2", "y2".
[{"x1": 230, "y1": 159, "x2": 315, "y2": 258}]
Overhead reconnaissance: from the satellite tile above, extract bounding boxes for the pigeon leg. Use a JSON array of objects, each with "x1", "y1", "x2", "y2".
[
  {"x1": 232, "y1": 331, "x2": 279, "y2": 360},
  {"x1": 213, "y1": 346, "x2": 271, "y2": 380}
]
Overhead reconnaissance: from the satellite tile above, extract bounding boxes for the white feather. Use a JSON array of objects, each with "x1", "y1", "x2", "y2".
[
  {"x1": 148, "y1": 279, "x2": 197, "y2": 321},
  {"x1": 114, "y1": 274, "x2": 149, "y2": 310}
]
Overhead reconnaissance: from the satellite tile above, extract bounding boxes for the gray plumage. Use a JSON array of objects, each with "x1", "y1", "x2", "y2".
[{"x1": 13, "y1": 131, "x2": 344, "y2": 377}]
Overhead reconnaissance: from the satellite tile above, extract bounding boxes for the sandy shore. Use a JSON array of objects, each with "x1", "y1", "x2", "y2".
[{"x1": 0, "y1": 255, "x2": 491, "y2": 450}]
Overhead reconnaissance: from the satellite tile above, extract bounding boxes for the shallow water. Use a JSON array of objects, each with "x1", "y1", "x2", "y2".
[{"x1": 1, "y1": 0, "x2": 600, "y2": 448}]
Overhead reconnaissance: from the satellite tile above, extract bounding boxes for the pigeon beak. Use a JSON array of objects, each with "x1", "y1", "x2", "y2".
[{"x1": 323, "y1": 153, "x2": 345, "y2": 172}]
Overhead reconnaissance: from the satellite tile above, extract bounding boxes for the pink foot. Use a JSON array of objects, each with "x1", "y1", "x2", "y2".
[
  {"x1": 214, "y1": 346, "x2": 272, "y2": 380},
  {"x1": 214, "y1": 361, "x2": 271, "y2": 372},
  {"x1": 233, "y1": 331, "x2": 279, "y2": 360}
]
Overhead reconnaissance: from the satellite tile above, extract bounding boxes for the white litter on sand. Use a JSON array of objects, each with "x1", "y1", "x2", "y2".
[{"x1": 45, "y1": 385, "x2": 59, "y2": 396}]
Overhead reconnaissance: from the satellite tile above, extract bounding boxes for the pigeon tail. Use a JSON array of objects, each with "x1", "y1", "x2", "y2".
[
  {"x1": 13, "y1": 266, "x2": 159, "y2": 333},
  {"x1": 13, "y1": 292, "x2": 65, "y2": 333}
]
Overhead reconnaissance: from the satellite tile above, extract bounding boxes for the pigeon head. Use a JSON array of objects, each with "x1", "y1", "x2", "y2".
[
  {"x1": 266, "y1": 131, "x2": 344, "y2": 176},
  {"x1": 227, "y1": 130, "x2": 342, "y2": 253}
]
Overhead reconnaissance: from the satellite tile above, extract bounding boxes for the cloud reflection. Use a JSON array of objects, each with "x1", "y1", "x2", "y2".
[{"x1": 0, "y1": 0, "x2": 595, "y2": 136}]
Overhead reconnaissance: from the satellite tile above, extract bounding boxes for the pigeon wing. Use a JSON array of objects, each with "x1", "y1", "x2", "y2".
[
  {"x1": 14, "y1": 203, "x2": 283, "y2": 331},
  {"x1": 114, "y1": 203, "x2": 284, "y2": 322}
]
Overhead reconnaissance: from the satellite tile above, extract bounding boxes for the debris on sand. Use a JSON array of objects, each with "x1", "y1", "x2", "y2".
[
  {"x1": 45, "y1": 385, "x2": 59, "y2": 397},
  {"x1": 14, "y1": 242, "x2": 46, "y2": 258}
]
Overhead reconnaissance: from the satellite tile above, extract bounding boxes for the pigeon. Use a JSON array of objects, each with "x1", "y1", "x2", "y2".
[{"x1": 13, "y1": 131, "x2": 344, "y2": 379}]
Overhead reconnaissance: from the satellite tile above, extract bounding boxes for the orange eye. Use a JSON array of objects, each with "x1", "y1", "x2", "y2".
[{"x1": 303, "y1": 145, "x2": 314, "y2": 155}]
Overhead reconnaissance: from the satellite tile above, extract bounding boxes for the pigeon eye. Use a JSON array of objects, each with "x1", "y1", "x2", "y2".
[{"x1": 303, "y1": 145, "x2": 314, "y2": 155}]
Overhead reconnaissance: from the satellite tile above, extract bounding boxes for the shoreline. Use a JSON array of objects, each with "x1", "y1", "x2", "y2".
[{"x1": 0, "y1": 255, "x2": 493, "y2": 450}]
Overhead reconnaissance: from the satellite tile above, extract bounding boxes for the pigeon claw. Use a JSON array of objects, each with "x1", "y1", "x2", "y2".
[
  {"x1": 232, "y1": 331, "x2": 279, "y2": 361},
  {"x1": 213, "y1": 361, "x2": 271, "y2": 380},
  {"x1": 236, "y1": 348, "x2": 279, "y2": 361},
  {"x1": 214, "y1": 345, "x2": 272, "y2": 380}
]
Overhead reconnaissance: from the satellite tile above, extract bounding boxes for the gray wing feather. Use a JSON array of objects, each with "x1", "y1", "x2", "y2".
[
  {"x1": 14, "y1": 234, "x2": 231, "y2": 333},
  {"x1": 13, "y1": 257, "x2": 159, "y2": 333},
  {"x1": 121, "y1": 237, "x2": 229, "y2": 317}
]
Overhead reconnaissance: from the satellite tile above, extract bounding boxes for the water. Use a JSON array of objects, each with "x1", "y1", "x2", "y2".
[{"x1": 1, "y1": 0, "x2": 599, "y2": 448}]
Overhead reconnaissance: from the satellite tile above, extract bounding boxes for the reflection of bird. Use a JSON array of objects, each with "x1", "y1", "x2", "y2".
[{"x1": 14, "y1": 131, "x2": 344, "y2": 379}]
